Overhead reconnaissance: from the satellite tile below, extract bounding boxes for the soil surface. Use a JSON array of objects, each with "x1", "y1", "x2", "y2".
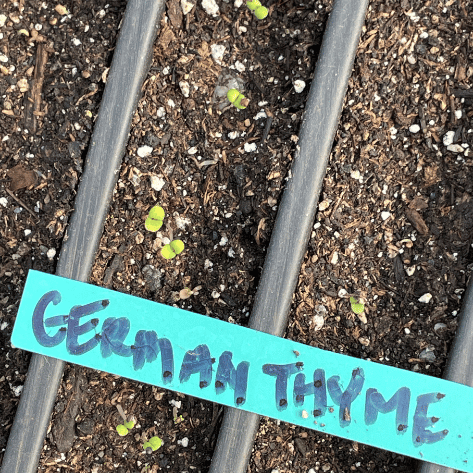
[{"x1": 1, "y1": 0, "x2": 473, "y2": 472}]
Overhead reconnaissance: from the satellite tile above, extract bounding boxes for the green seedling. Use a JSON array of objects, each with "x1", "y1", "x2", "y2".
[
  {"x1": 145, "y1": 205, "x2": 165, "y2": 232},
  {"x1": 227, "y1": 88, "x2": 249, "y2": 110},
  {"x1": 246, "y1": 0, "x2": 261, "y2": 10},
  {"x1": 116, "y1": 404, "x2": 136, "y2": 436},
  {"x1": 174, "y1": 414, "x2": 184, "y2": 424},
  {"x1": 254, "y1": 5, "x2": 269, "y2": 19},
  {"x1": 143, "y1": 436, "x2": 163, "y2": 452},
  {"x1": 161, "y1": 239, "x2": 185, "y2": 259},
  {"x1": 350, "y1": 297, "x2": 365, "y2": 315},
  {"x1": 246, "y1": 0, "x2": 268, "y2": 19}
]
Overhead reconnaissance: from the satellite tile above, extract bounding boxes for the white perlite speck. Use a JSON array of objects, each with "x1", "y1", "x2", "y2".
[
  {"x1": 47, "y1": 248, "x2": 56, "y2": 259},
  {"x1": 294, "y1": 79, "x2": 306, "y2": 93},
  {"x1": 181, "y1": 0, "x2": 194, "y2": 14},
  {"x1": 211, "y1": 44, "x2": 225, "y2": 64},
  {"x1": 157, "y1": 107, "x2": 166, "y2": 118},
  {"x1": 409, "y1": 124, "x2": 420, "y2": 133},
  {"x1": 0, "y1": 15, "x2": 7, "y2": 27},
  {"x1": 443, "y1": 130, "x2": 455, "y2": 146},
  {"x1": 175, "y1": 215, "x2": 191, "y2": 229},
  {"x1": 350, "y1": 169, "x2": 362, "y2": 181},
  {"x1": 447, "y1": 144, "x2": 464, "y2": 153},
  {"x1": 418, "y1": 293, "x2": 432, "y2": 303},
  {"x1": 179, "y1": 80, "x2": 190, "y2": 97},
  {"x1": 202, "y1": 0, "x2": 219, "y2": 16},
  {"x1": 169, "y1": 399, "x2": 181, "y2": 408},
  {"x1": 381, "y1": 211, "x2": 391, "y2": 221},
  {"x1": 72, "y1": 38, "x2": 82, "y2": 46},
  {"x1": 313, "y1": 314, "x2": 324, "y2": 331},
  {"x1": 150, "y1": 175, "x2": 165, "y2": 192},
  {"x1": 137, "y1": 145, "x2": 153, "y2": 158},
  {"x1": 0, "y1": 197, "x2": 7, "y2": 207},
  {"x1": 11, "y1": 385, "x2": 23, "y2": 397},
  {"x1": 244, "y1": 142, "x2": 257, "y2": 152},
  {"x1": 235, "y1": 60, "x2": 245, "y2": 72},
  {"x1": 455, "y1": 110, "x2": 462, "y2": 119},
  {"x1": 178, "y1": 437, "x2": 189, "y2": 447}
]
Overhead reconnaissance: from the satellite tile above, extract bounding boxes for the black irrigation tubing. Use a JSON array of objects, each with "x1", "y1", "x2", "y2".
[
  {"x1": 0, "y1": 1, "x2": 166, "y2": 472},
  {"x1": 417, "y1": 282, "x2": 473, "y2": 473},
  {"x1": 208, "y1": 0, "x2": 370, "y2": 472}
]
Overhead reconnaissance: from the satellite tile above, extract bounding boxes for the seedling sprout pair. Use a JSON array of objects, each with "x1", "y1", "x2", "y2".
[
  {"x1": 115, "y1": 405, "x2": 162, "y2": 453},
  {"x1": 145, "y1": 205, "x2": 185, "y2": 259},
  {"x1": 246, "y1": 0, "x2": 269, "y2": 19}
]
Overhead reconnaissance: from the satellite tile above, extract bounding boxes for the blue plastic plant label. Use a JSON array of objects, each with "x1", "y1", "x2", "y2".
[{"x1": 12, "y1": 270, "x2": 473, "y2": 472}]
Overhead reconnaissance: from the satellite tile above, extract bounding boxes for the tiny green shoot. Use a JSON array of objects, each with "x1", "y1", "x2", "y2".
[
  {"x1": 227, "y1": 89, "x2": 249, "y2": 110},
  {"x1": 174, "y1": 414, "x2": 184, "y2": 424},
  {"x1": 145, "y1": 205, "x2": 165, "y2": 232},
  {"x1": 116, "y1": 404, "x2": 136, "y2": 436},
  {"x1": 246, "y1": 0, "x2": 261, "y2": 10},
  {"x1": 161, "y1": 239, "x2": 185, "y2": 259},
  {"x1": 116, "y1": 424, "x2": 129, "y2": 436},
  {"x1": 143, "y1": 436, "x2": 163, "y2": 452},
  {"x1": 246, "y1": 0, "x2": 268, "y2": 19},
  {"x1": 254, "y1": 5, "x2": 269, "y2": 19},
  {"x1": 349, "y1": 297, "x2": 365, "y2": 315}
]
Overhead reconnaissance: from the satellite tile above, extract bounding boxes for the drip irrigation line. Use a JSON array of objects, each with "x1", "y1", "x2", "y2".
[
  {"x1": 208, "y1": 0, "x2": 370, "y2": 472},
  {"x1": 0, "y1": 1, "x2": 165, "y2": 472},
  {"x1": 417, "y1": 280, "x2": 473, "y2": 473}
]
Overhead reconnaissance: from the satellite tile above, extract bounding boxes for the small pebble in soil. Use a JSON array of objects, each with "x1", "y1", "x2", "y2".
[
  {"x1": 419, "y1": 347, "x2": 436, "y2": 362},
  {"x1": 418, "y1": 293, "x2": 432, "y2": 303},
  {"x1": 294, "y1": 79, "x2": 306, "y2": 93},
  {"x1": 409, "y1": 124, "x2": 420, "y2": 133},
  {"x1": 434, "y1": 323, "x2": 447, "y2": 332}
]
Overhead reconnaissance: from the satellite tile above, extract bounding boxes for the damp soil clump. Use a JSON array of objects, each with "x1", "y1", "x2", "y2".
[{"x1": 1, "y1": 0, "x2": 473, "y2": 472}]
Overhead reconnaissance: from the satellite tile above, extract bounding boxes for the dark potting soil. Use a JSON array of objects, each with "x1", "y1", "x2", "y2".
[{"x1": 1, "y1": 0, "x2": 473, "y2": 472}]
